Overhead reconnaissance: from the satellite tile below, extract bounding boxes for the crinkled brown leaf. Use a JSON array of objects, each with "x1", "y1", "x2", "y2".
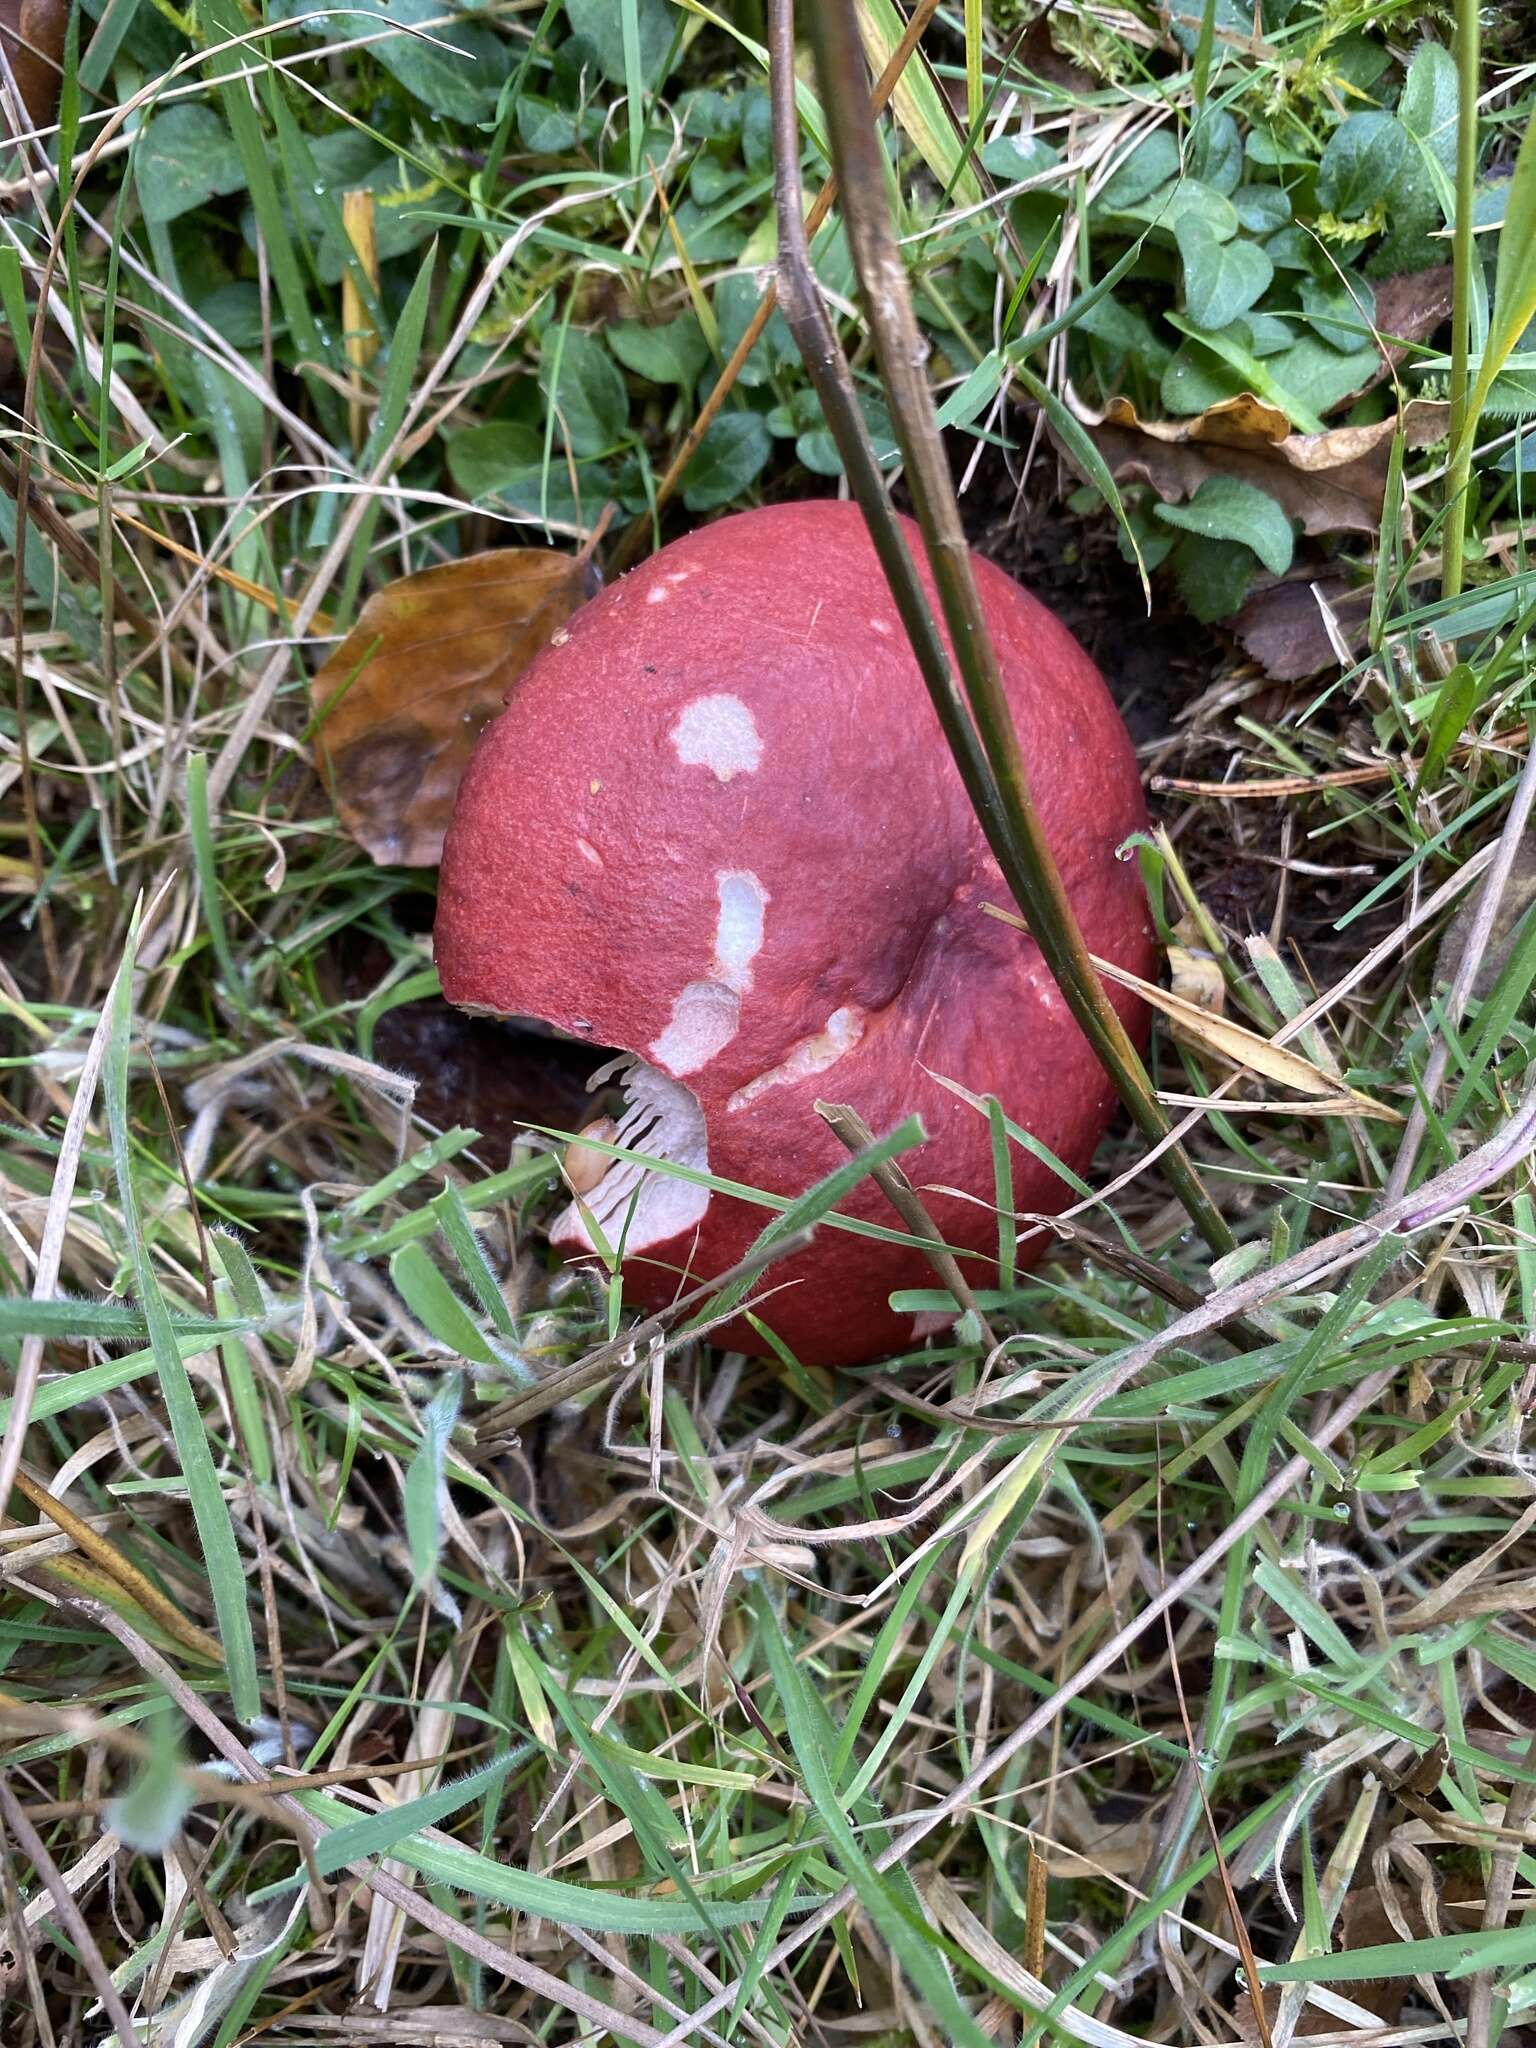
[
  {"x1": 1066, "y1": 389, "x2": 1450, "y2": 539},
  {"x1": 312, "y1": 548, "x2": 595, "y2": 867}
]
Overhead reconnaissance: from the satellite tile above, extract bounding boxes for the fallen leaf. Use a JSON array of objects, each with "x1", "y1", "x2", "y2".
[
  {"x1": 1370, "y1": 265, "x2": 1457, "y2": 373},
  {"x1": 1231, "y1": 572, "x2": 1371, "y2": 680},
  {"x1": 1167, "y1": 917, "x2": 1226, "y2": 1016},
  {"x1": 1, "y1": 0, "x2": 67, "y2": 134},
  {"x1": 1012, "y1": 11, "x2": 1098, "y2": 94},
  {"x1": 311, "y1": 547, "x2": 596, "y2": 867},
  {"x1": 1066, "y1": 388, "x2": 1449, "y2": 539}
]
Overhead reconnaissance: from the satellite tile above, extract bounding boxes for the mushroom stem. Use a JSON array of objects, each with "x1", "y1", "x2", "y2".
[
  {"x1": 563, "y1": 1116, "x2": 619, "y2": 1197},
  {"x1": 773, "y1": 0, "x2": 1236, "y2": 1263}
]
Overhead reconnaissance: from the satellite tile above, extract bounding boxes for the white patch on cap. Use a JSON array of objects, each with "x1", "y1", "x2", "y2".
[
  {"x1": 649, "y1": 980, "x2": 741, "y2": 1077},
  {"x1": 727, "y1": 1006, "x2": 866, "y2": 1111},
  {"x1": 646, "y1": 584, "x2": 669, "y2": 605},
  {"x1": 670, "y1": 694, "x2": 762, "y2": 782},
  {"x1": 870, "y1": 618, "x2": 892, "y2": 637},
  {"x1": 576, "y1": 837, "x2": 604, "y2": 868},
  {"x1": 712, "y1": 870, "x2": 767, "y2": 993}
]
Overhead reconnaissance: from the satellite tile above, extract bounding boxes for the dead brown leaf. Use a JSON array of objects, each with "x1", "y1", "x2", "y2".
[
  {"x1": 1, "y1": 0, "x2": 67, "y2": 133},
  {"x1": 1372, "y1": 264, "x2": 1457, "y2": 371},
  {"x1": 1067, "y1": 389, "x2": 1449, "y2": 540},
  {"x1": 311, "y1": 547, "x2": 596, "y2": 867},
  {"x1": 1231, "y1": 572, "x2": 1372, "y2": 680}
]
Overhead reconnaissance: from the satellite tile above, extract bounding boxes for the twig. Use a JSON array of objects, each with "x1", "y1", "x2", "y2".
[{"x1": 816, "y1": 1100, "x2": 997, "y2": 1349}]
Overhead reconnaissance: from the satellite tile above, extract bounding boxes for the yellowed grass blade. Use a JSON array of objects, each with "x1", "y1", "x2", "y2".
[{"x1": 983, "y1": 902, "x2": 1402, "y2": 1122}]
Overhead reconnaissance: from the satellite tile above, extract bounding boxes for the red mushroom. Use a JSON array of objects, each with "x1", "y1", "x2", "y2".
[{"x1": 434, "y1": 501, "x2": 1153, "y2": 1366}]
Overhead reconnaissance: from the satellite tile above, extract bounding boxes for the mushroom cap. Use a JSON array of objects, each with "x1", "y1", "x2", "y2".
[{"x1": 435, "y1": 500, "x2": 1153, "y2": 1366}]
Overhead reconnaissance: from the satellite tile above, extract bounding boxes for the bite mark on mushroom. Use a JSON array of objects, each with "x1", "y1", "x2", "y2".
[
  {"x1": 727, "y1": 1005, "x2": 867, "y2": 1111},
  {"x1": 669, "y1": 694, "x2": 762, "y2": 782},
  {"x1": 555, "y1": 1063, "x2": 709, "y2": 1254}
]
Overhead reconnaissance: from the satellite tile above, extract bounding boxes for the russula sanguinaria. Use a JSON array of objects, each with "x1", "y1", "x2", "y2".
[{"x1": 435, "y1": 501, "x2": 1153, "y2": 1366}]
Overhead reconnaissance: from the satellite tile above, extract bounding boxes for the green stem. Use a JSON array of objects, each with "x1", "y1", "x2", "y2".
[
  {"x1": 779, "y1": 1, "x2": 1236, "y2": 1263},
  {"x1": 1442, "y1": 0, "x2": 1481, "y2": 603}
]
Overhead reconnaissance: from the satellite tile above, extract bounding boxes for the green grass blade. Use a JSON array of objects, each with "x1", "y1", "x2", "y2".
[{"x1": 103, "y1": 908, "x2": 260, "y2": 1721}]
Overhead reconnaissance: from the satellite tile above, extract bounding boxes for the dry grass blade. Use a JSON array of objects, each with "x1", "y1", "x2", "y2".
[
  {"x1": 310, "y1": 547, "x2": 596, "y2": 866},
  {"x1": 0, "y1": 1778, "x2": 144, "y2": 2046},
  {"x1": 981, "y1": 900, "x2": 1401, "y2": 1119}
]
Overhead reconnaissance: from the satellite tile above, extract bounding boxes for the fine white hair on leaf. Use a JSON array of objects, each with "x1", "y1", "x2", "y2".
[{"x1": 669, "y1": 693, "x2": 762, "y2": 781}]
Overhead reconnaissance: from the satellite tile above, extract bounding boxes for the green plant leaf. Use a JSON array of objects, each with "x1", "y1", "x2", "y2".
[
  {"x1": 1416, "y1": 661, "x2": 1480, "y2": 791},
  {"x1": 852, "y1": 0, "x2": 982, "y2": 208},
  {"x1": 540, "y1": 330, "x2": 629, "y2": 457},
  {"x1": 402, "y1": 1371, "x2": 462, "y2": 1592},
  {"x1": 714, "y1": 272, "x2": 797, "y2": 386},
  {"x1": 1114, "y1": 176, "x2": 1240, "y2": 242},
  {"x1": 608, "y1": 314, "x2": 710, "y2": 387},
  {"x1": 1466, "y1": 114, "x2": 1536, "y2": 434},
  {"x1": 390, "y1": 1240, "x2": 500, "y2": 1367},
  {"x1": 1299, "y1": 273, "x2": 1376, "y2": 353},
  {"x1": 751, "y1": 1586, "x2": 996, "y2": 2048},
  {"x1": 680, "y1": 412, "x2": 772, "y2": 510},
  {"x1": 1176, "y1": 214, "x2": 1273, "y2": 328},
  {"x1": 1233, "y1": 184, "x2": 1290, "y2": 233},
  {"x1": 273, "y1": 0, "x2": 504, "y2": 120},
  {"x1": 135, "y1": 105, "x2": 246, "y2": 223},
  {"x1": 516, "y1": 94, "x2": 578, "y2": 153},
  {"x1": 106, "y1": 1702, "x2": 192, "y2": 1853},
  {"x1": 1188, "y1": 107, "x2": 1242, "y2": 194},
  {"x1": 1399, "y1": 38, "x2": 1458, "y2": 176},
  {"x1": 1155, "y1": 476, "x2": 1294, "y2": 574},
  {"x1": 1316, "y1": 112, "x2": 1411, "y2": 221},
  {"x1": 104, "y1": 912, "x2": 260, "y2": 1721},
  {"x1": 1170, "y1": 534, "x2": 1259, "y2": 621},
  {"x1": 565, "y1": 0, "x2": 677, "y2": 86},
  {"x1": 1099, "y1": 129, "x2": 1180, "y2": 209},
  {"x1": 291, "y1": 1779, "x2": 831, "y2": 1928}
]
